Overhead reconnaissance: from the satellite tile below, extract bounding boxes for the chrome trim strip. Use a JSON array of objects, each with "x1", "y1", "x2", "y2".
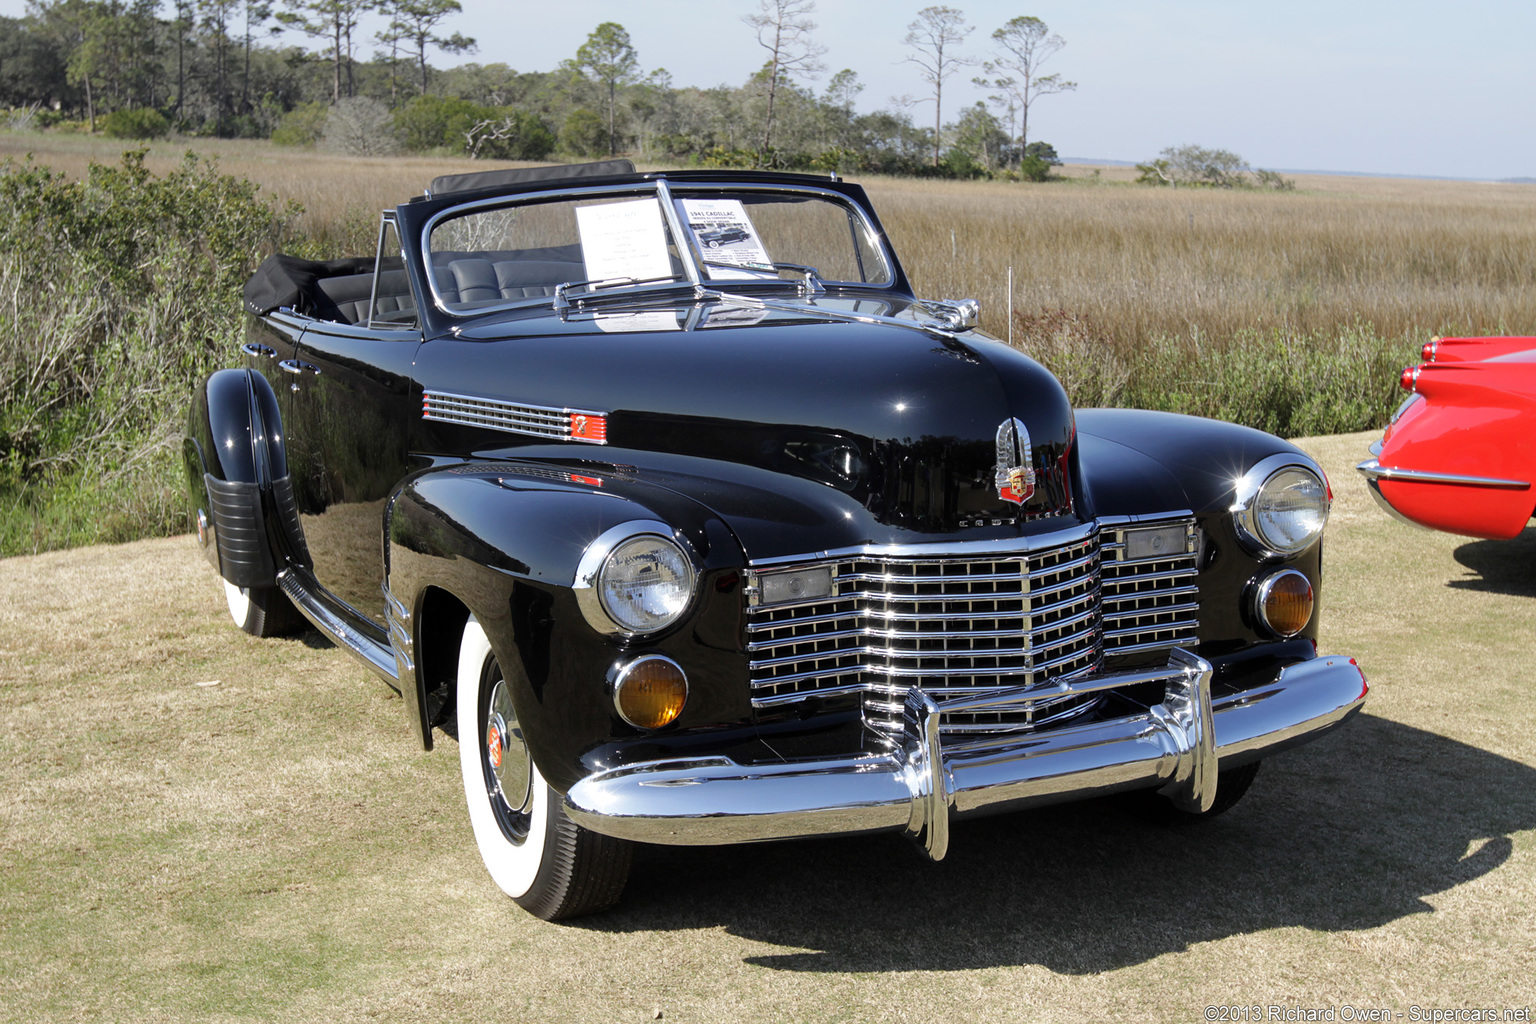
[
  {"x1": 278, "y1": 569, "x2": 398, "y2": 684},
  {"x1": 1355, "y1": 457, "x2": 1529, "y2": 490},
  {"x1": 564, "y1": 652, "x2": 1368, "y2": 858}
]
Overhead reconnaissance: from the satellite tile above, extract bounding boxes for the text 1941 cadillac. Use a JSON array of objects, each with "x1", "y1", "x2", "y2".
[{"x1": 185, "y1": 161, "x2": 1367, "y2": 920}]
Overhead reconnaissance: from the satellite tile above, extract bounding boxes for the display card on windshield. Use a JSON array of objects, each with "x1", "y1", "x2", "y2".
[
  {"x1": 678, "y1": 199, "x2": 775, "y2": 279},
  {"x1": 575, "y1": 198, "x2": 674, "y2": 284}
]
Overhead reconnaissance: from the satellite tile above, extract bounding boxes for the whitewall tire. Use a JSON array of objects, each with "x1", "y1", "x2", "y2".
[
  {"x1": 223, "y1": 580, "x2": 302, "y2": 637},
  {"x1": 455, "y1": 615, "x2": 631, "y2": 919}
]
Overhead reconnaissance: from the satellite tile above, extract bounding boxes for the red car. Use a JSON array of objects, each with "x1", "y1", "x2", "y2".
[{"x1": 1358, "y1": 335, "x2": 1536, "y2": 539}]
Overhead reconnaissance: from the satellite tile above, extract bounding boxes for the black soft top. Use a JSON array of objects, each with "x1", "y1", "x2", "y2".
[
  {"x1": 426, "y1": 159, "x2": 635, "y2": 198},
  {"x1": 242, "y1": 254, "x2": 376, "y2": 316}
]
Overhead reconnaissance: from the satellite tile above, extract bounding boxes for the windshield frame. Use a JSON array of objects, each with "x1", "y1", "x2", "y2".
[{"x1": 415, "y1": 177, "x2": 900, "y2": 322}]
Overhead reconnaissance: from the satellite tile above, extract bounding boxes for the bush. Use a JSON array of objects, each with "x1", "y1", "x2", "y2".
[
  {"x1": 1012, "y1": 308, "x2": 1405, "y2": 437},
  {"x1": 270, "y1": 101, "x2": 327, "y2": 147},
  {"x1": 321, "y1": 97, "x2": 400, "y2": 156},
  {"x1": 1018, "y1": 154, "x2": 1052, "y2": 182},
  {"x1": 99, "y1": 108, "x2": 170, "y2": 139},
  {"x1": 0, "y1": 150, "x2": 305, "y2": 554},
  {"x1": 392, "y1": 93, "x2": 485, "y2": 152}
]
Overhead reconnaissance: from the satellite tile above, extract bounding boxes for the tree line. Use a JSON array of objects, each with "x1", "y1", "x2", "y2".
[{"x1": 0, "y1": 0, "x2": 1078, "y2": 179}]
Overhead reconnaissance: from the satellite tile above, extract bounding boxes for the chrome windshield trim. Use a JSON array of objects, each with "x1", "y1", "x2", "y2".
[
  {"x1": 1355, "y1": 458, "x2": 1530, "y2": 490},
  {"x1": 419, "y1": 178, "x2": 898, "y2": 321}
]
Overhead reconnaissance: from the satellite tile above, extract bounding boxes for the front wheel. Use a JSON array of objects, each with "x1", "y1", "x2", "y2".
[
  {"x1": 223, "y1": 580, "x2": 303, "y2": 637},
  {"x1": 456, "y1": 616, "x2": 631, "y2": 920}
]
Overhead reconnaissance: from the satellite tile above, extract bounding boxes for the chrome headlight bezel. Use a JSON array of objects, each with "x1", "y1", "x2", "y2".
[
  {"x1": 1231, "y1": 454, "x2": 1331, "y2": 559},
  {"x1": 574, "y1": 521, "x2": 698, "y2": 636}
]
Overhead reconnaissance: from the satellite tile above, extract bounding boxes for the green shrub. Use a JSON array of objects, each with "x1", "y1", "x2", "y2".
[
  {"x1": 270, "y1": 102, "x2": 327, "y2": 147},
  {"x1": 1013, "y1": 309, "x2": 1405, "y2": 437},
  {"x1": 0, "y1": 149, "x2": 305, "y2": 554},
  {"x1": 99, "y1": 107, "x2": 170, "y2": 139},
  {"x1": 1018, "y1": 154, "x2": 1052, "y2": 182}
]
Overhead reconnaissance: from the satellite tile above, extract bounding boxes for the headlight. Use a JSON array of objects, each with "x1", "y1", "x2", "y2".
[
  {"x1": 575, "y1": 522, "x2": 696, "y2": 635},
  {"x1": 1233, "y1": 455, "x2": 1330, "y2": 557}
]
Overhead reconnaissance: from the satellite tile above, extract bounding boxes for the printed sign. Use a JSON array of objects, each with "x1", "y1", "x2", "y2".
[
  {"x1": 575, "y1": 199, "x2": 674, "y2": 284},
  {"x1": 677, "y1": 199, "x2": 776, "y2": 280}
]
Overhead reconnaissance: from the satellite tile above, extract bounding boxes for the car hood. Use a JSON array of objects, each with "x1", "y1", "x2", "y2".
[{"x1": 416, "y1": 300, "x2": 1078, "y2": 549}]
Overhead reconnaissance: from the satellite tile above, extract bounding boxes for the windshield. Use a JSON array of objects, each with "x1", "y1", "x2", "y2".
[{"x1": 424, "y1": 184, "x2": 894, "y2": 315}]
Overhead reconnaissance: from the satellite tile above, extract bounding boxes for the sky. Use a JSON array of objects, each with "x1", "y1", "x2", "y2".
[{"x1": 6, "y1": 0, "x2": 1534, "y2": 180}]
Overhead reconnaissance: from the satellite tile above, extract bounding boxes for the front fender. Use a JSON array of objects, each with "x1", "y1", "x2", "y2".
[
  {"x1": 385, "y1": 461, "x2": 755, "y2": 791},
  {"x1": 1074, "y1": 408, "x2": 1327, "y2": 655}
]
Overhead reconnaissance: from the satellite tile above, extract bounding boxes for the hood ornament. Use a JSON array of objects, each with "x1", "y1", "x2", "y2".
[{"x1": 995, "y1": 418, "x2": 1036, "y2": 504}]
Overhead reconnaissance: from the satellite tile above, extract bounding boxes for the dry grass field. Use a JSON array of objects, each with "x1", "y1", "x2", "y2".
[
  {"x1": 1, "y1": 433, "x2": 1533, "y2": 1022},
  {"x1": 6, "y1": 131, "x2": 1536, "y2": 349}
]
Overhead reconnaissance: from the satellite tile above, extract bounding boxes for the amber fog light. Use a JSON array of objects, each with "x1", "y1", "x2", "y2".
[
  {"x1": 611, "y1": 655, "x2": 688, "y2": 730},
  {"x1": 1256, "y1": 569, "x2": 1314, "y2": 637}
]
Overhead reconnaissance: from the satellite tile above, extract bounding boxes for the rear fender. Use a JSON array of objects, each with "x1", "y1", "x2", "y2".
[
  {"x1": 184, "y1": 368, "x2": 311, "y2": 587},
  {"x1": 385, "y1": 462, "x2": 750, "y2": 788}
]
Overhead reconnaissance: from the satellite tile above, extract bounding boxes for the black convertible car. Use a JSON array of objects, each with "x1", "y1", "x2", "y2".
[{"x1": 185, "y1": 161, "x2": 1366, "y2": 920}]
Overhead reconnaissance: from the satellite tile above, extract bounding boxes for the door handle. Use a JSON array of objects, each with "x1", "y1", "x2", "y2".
[
  {"x1": 278, "y1": 359, "x2": 321, "y2": 390},
  {"x1": 241, "y1": 343, "x2": 275, "y2": 358}
]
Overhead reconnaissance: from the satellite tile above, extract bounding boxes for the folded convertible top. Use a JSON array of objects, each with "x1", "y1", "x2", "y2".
[{"x1": 426, "y1": 160, "x2": 636, "y2": 198}]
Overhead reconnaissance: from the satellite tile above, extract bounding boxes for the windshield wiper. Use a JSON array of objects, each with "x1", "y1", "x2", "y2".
[
  {"x1": 552, "y1": 274, "x2": 681, "y2": 311},
  {"x1": 700, "y1": 259, "x2": 825, "y2": 296}
]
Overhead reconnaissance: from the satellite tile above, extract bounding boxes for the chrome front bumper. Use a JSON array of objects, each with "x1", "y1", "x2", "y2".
[{"x1": 564, "y1": 650, "x2": 1367, "y2": 861}]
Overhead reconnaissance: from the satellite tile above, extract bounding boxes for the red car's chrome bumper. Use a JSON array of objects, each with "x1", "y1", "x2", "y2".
[{"x1": 1357, "y1": 457, "x2": 1532, "y2": 539}]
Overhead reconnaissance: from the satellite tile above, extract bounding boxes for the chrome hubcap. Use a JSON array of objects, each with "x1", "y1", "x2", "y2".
[{"x1": 486, "y1": 678, "x2": 530, "y2": 814}]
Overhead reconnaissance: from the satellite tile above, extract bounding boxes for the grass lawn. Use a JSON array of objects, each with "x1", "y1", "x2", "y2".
[{"x1": 1, "y1": 431, "x2": 1533, "y2": 1022}]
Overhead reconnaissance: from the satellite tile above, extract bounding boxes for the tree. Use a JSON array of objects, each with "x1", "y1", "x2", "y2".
[
  {"x1": 1137, "y1": 144, "x2": 1250, "y2": 188},
  {"x1": 903, "y1": 5, "x2": 973, "y2": 167},
  {"x1": 983, "y1": 15, "x2": 1074, "y2": 152},
  {"x1": 952, "y1": 100, "x2": 1007, "y2": 171},
  {"x1": 198, "y1": 0, "x2": 239, "y2": 129},
  {"x1": 321, "y1": 94, "x2": 397, "y2": 154},
  {"x1": 381, "y1": 0, "x2": 474, "y2": 97},
  {"x1": 742, "y1": 0, "x2": 825, "y2": 156},
  {"x1": 573, "y1": 22, "x2": 638, "y2": 157},
  {"x1": 239, "y1": 1, "x2": 277, "y2": 115},
  {"x1": 277, "y1": 0, "x2": 375, "y2": 102}
]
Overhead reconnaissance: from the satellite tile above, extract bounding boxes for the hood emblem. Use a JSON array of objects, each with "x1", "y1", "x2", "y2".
[{"x1": 995, "y1": 418, "x2": 1036, "y2": 505}]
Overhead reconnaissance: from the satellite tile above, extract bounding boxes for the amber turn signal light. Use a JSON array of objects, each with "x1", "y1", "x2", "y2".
[
  {"x1": 611, "y1": 655, "x2": 688, "y2": 730},
  {"x1": 1256, "y1": 569, "x2": 1314, "y2": 638}
]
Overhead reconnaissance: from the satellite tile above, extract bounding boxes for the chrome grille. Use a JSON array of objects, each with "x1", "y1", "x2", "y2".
[
  {"x1": 1100, "y1": 521, "x2": 1200, "y2": 656},
  {"x1": 746, "y1": 518, "x2": 1199, "y2": 739}
]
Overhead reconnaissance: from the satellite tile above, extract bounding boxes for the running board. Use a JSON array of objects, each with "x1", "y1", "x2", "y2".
[{"x1": 276, "y1": 567, "x2": 400, "y2": 687}]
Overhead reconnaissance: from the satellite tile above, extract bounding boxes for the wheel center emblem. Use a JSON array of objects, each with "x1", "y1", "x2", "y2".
[
  {"x1": 486, "y1": 718, "x2": 504, "y2": 770},
  {"x1": 995, "y1": 417, "x2": 1036, "y2": 504}
]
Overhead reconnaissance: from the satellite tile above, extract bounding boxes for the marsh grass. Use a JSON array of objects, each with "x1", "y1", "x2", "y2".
[{"x1": 4, "y1": 131, "x2": 1535, "y2": 551}]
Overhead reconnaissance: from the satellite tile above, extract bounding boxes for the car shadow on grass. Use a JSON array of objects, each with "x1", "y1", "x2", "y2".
[
  {"x1": 598, "y1": 713, "x2": 1536, "y2": 974},
  {"x1": 1450, "y1": 526, "x2": 1536, "y2": 597}
]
